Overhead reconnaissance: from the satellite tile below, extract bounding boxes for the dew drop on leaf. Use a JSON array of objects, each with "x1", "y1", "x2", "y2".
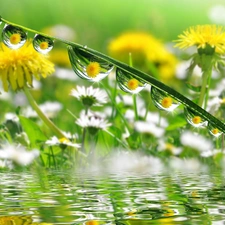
[
  {"x1": 116, "y1": 68, "x2": 147, "y2": 94},
  {"x1": 184, "y1": 108, "x2": 207, "y2": 128},
  {"x1": 68, "y1": 46, "x2": 114, "y2": 82},
  {"x1": 33, "y1": 34, "x2": 54, "y2": 54},
  {"x1": 151, "y1": 86, "x2": 180, "y2": 112},
  {"x1": 208, "y1": 123, "x2": 223, "y2": 137},
  {"x1": 2, "y1": 24, "x2": 27, "y2": 49}
]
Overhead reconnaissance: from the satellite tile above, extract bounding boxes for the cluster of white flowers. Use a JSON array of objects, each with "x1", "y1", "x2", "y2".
[{"x1": 0, "y1": 144, "x2": 39, "y2": 168}]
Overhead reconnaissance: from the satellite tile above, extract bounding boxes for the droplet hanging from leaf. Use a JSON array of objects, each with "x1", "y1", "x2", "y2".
[
  {"x1": 116, "y1": 68, "x2": 147, "y2": 94},
  {"x1": 208, "y1": 123, "x2": 223, "y2": 137},
  {"x1": 2, "y1": 24, "x2": 27, "y2": 49},
  {"x1": 68, "y1": 46, "x2": 114, "y2": 82},
  {"x1": 184, "y1": 108, "x2": 208, "y2": 128},
  {"x1": 151, "y1": 86, "x2": 180, "y2": 112},
  {"x1": 33, "y1": 34, "x2": 54, "y2": 54}
]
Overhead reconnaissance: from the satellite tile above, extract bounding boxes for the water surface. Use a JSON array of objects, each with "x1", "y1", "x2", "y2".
[{"x1": 0, "y1": 166, "x2": 225, "y2": 225}]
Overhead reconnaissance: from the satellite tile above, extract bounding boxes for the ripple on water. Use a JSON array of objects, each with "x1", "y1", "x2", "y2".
[{"x1": 0, "y1": 169, "x2": 225, "y2": 224}]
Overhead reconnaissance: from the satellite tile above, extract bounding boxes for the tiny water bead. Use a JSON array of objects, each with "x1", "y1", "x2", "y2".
[
  {"x1": 68, "y1": 46, "x2": 114, "y2": 82},
  {"x1": 33, "y1": 34, "x2": 54, "y2": 54},
  {"x1": 151, "y1": 87, "x2": 180, "y2": 112},
  {"x1": 2, "y1": 24, "x2": 27, "y2": 49},
  {"x1": 184, "y1": 108, "x2": 208, "y2": 128},
  {"x1": 116, "y1": 68, "x2": 147, "y2": 94}
]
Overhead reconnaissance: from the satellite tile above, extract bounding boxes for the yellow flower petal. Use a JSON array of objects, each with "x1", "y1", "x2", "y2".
[
  {"x1": 0, "y1": 41, "x2": 54, "y2": 92},
  {"x1": 174, "y1": 25, "x2": 225, "y2": 54}
]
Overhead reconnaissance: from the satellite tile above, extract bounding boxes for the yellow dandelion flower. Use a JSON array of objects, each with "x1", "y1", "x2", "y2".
[
  {"x1": 127, "y1": 78, "x2": 139, "y2": 90},
  {"x1": 10, "y1": 33, "x2": 21, "y2": 45},
  {"x1": 108, "y1": 32, "x2": 177, "y2": 80},
  {"x1": 86, "y1": 62, "x2": 100, "y2": 78},
  {"x1": 161, "y1": 96, "x2": 173, "y2": 108},
  {"x1": 174, "y1": 25, "x2": 225, "y2": 54},
  {"x1": 49, "y1": 48, "x2": 71, "y2": 67},
  {"x1": 192, "y1": 116, "x2": 202, "y2": 124},
  {"x1": 0, "y1": 40, "x2": 54, "y2": 92}
]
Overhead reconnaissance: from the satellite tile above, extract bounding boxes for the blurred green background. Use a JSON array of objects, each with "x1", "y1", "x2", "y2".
[{"x1": 1, "y1": 0, "x2": 225, "y2": 51}]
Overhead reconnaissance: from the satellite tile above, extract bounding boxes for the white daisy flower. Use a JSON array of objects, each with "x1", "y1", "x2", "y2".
[
  {"x1": 134, "y1": 120, "x2": 165, "y2": 138},
  {"x1": 157, "y1": 139, "x2": 183, "y2": 155},
  {"x1": 46, "y1": 136, "x2": 81, "y2": 148},
  {"x1": 70, "y1": 85, "x2": 108, "y2": 107},
  {"x1": 0, "y1": 144, "x2": 39, "y2": 166},
  {"x1": 180, "y1": 131, "x2": 213, "y2": 152},
  {"x1": 76, "y1": 113, "x2": 111, "y2": 135},
  {"x1": 55, "y1": 67, "x2": 78, "y2": 81}
]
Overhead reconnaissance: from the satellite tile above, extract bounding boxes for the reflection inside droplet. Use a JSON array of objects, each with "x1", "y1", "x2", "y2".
[
  {"x1": 2, "y1": 24, "x2": 27, "y2": 49},
  {"x1": 208, "y1": 123, "x2": 223, "y2": 137},
  {"x1": 151, "y1": 86, "x2": 180, "y2": 112},
  {"x1": 184, "y1": 108, "x2": 207, "y2": 128},
  {"x1": 68, "y1": 46, "x2": 114, "y2": 82},
  {"x1": 33, "y1": 34, "x2": 54, "y2": 54},
  {"x1": 116, "y1": 68, "x2": 147, "y2": 94}
]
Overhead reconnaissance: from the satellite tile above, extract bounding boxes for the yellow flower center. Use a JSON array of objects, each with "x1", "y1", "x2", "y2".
[
  {"x1": 221, "y1": 98, "x2": 225, "y2": 104},
  {"x1": 86, "y1": 62, "x2": 100, "y2": 78},
  {"x1": 10, "y1": 33, "x2": 21, "y2": 45},
  {"x1": 39, "y1": 41, "x2": 49, "y2": 50},
  {"x1": 127, "y1": 78, "x2": 139, "y2": 90},
  {"x1": 212, "y1": 128, "x2": 219, "y2": 135},
  {"x1": 192, "y1": 116, "x2": 202, "y2": 124},
  {"x1": 161, "y1": 96, "x2": 173, "y2": 108},
  {"x1": 59, "y1": 137, "x2": 70, "y2": 143}
]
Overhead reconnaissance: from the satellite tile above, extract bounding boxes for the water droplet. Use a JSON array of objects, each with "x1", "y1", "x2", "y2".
[
  {"x1": 184, "y1": 108, "x2": 207, "y2": 128},
  {"x1": 68, "y1": 46, "x2": 114, "y2": 82},
  {"x1": 208, "y1": 123, "x2": 223, "y2": 137},
  {"x1": 2, "y1": 24, "x2": 27, "y2": 49},
  {"x1": 33, "y1": 34, "x2": 54, "y2": 54},
  {"x1": 116, "y1": 68, "x2": 147, "y2": 94},
  {"x1": 151, "y1": 87, "x2": 180, "y2": 112}
]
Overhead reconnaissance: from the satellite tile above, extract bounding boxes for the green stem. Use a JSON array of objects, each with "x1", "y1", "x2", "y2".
[
  {"x1": 198, "y1": 70, "x2": 211, "y2": 108},
  {"x1": 81, "y1": 107, "x2": 89, "y2": 152},
  {"x1": 204, "y1": 71, "x2": 212, "y2": 110},
  {"x1": 133, "y1": 94, "x2": 138, "y2": 121},
  {"x1": 23, "y1": 87, "x2": 66, "y2": 138}
]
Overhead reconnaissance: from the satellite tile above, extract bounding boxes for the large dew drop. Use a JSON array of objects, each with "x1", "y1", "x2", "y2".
[
  {"x1": 33, "y1": 34, "x2": 54, "y2": 54},
  {"x1": 184, "y1": 108, "x2": 208, "y2": 128},
  {"x1": 2, "y1": 24, "x2": 27, "y2": 49},
  {"x1": 151, "y1": 86, "x2": 180, "y2": 112},
  {"x1": 68, "y1": 46, "x2": 114, "y2": 82},
  {"x1": 116, "y1": 68, "x2": 147, "y2": 94}
]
